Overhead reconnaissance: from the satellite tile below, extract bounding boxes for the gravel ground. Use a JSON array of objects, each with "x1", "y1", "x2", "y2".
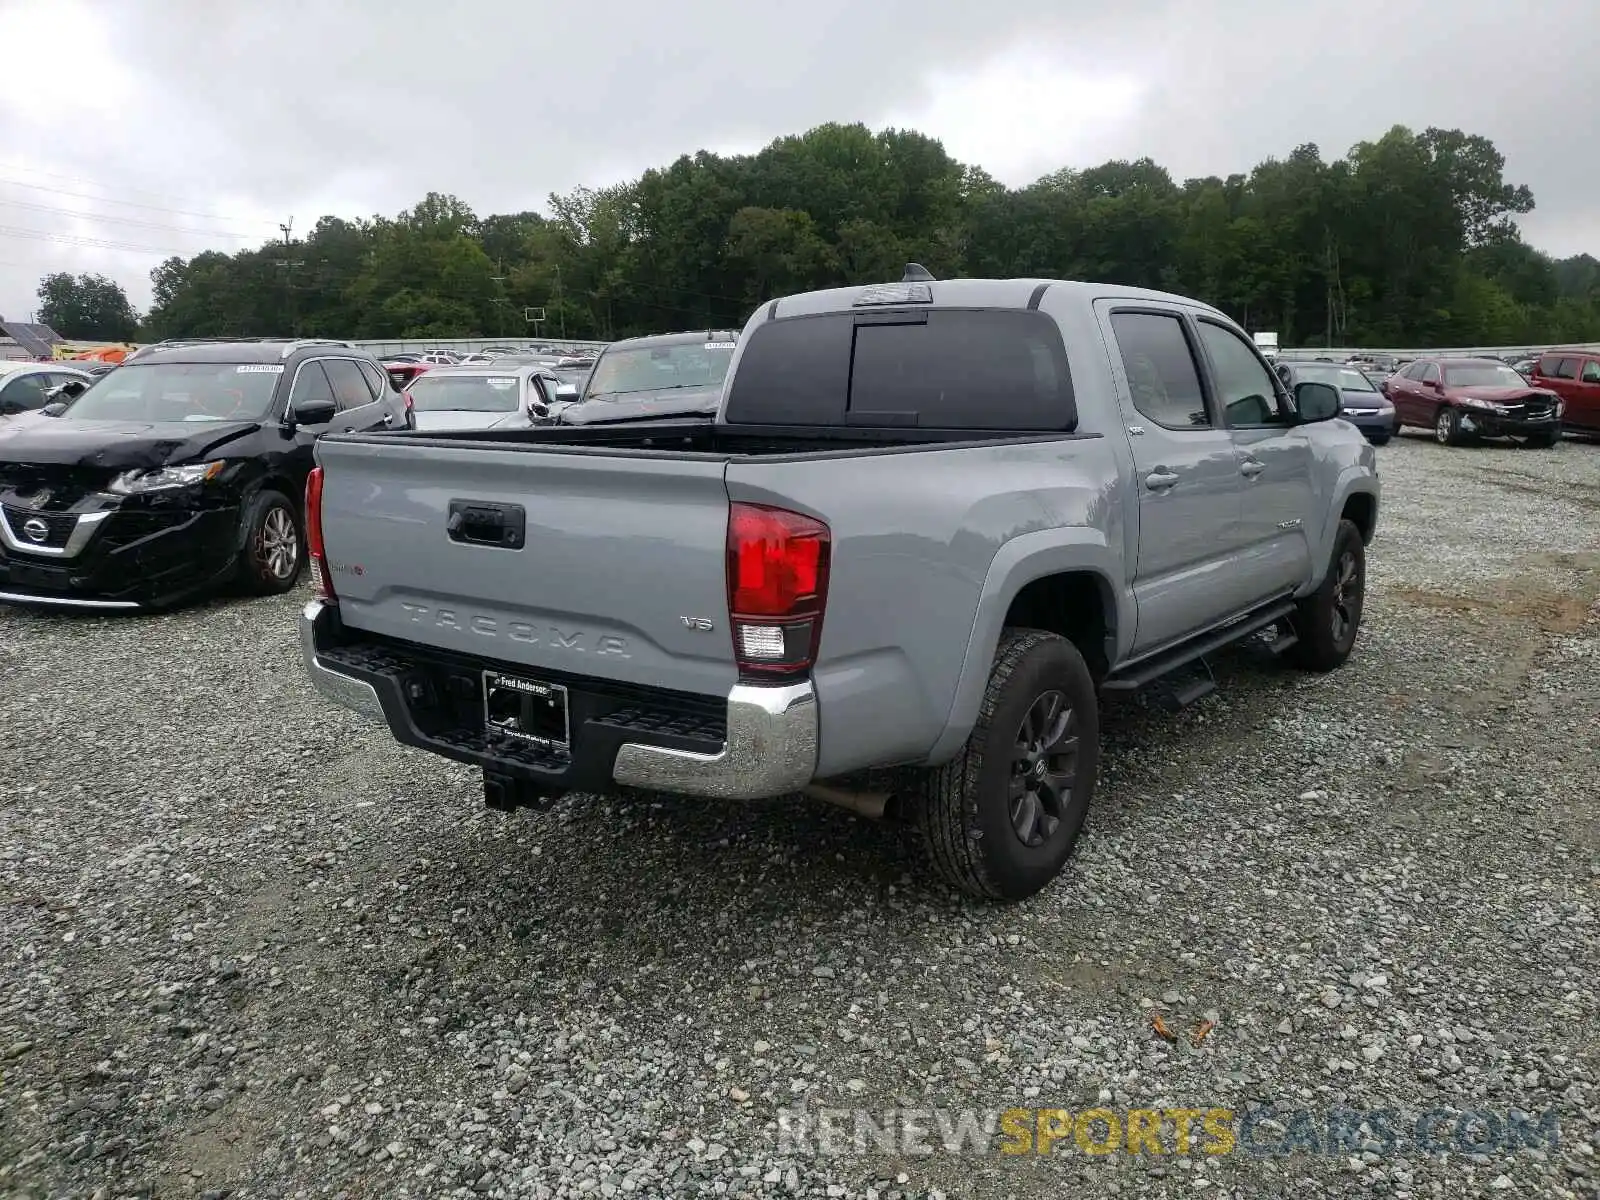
[{"x1": 2, "y1": 432, "x2": 1597, "y2": 1200}]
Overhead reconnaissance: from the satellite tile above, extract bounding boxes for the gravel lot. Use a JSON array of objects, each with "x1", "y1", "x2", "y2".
[{"x1": 2, "y1": 432, "x2": 1597, "y2": 1200}]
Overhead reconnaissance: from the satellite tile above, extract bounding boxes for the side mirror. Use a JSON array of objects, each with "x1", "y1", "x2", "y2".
[
  {"x1": 50, "y1": 380, "x2": 88, "y2": 401},
  {"x1": 291, "y1": 397, "x2": 338, "y2": 426},
  {"x1": 1294, "y1": 380, "x2": 1341, "y2": 423},
  {"x1": 555, "y1": 383, "x2": 579, "y2": 400},
  {"x1": 39, "y1": 401, "x2": 68, "y2": 418}
]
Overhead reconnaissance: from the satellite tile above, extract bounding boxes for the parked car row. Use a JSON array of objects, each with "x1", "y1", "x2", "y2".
[
  {"x1": 26, "y1": 270, "x2": 1600, "y2": 899},
  {"x1": 1277, "y1": 348, "x2": 1599, "y2": 448},
  {"x1": 0, "y1": 329, "x2": 742, "y2": 611}
]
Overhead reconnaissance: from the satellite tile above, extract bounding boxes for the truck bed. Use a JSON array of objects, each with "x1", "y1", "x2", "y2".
[
  {"x1": 351, "y1": 419, "x2": 1099, "y2": 460},
  {"x1": 309, "y1": 419, "x2": 1116, "y2": 780}
]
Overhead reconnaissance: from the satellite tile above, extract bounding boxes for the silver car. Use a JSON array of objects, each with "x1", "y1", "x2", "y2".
[
  {"x1": 0, "y1": 362, "x2": 95, "y2": 425},
  {"x1": 404, "y1": 364, "x2": 567, "y2": 431}
]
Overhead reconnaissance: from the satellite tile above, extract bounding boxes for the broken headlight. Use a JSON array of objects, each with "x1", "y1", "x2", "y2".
[{"x1": 106, "y1": 461, "x2": 226, "y2": 494}]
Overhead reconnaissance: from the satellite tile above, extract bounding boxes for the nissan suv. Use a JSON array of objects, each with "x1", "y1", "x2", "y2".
[{"x1": 0, "y1": 337, "x2": 412, "y2": 611}]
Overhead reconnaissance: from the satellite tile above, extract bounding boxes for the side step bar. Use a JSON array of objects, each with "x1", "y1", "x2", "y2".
[{"x1": 1102, "y1": 599, "x2": 1297, "y2": 695}]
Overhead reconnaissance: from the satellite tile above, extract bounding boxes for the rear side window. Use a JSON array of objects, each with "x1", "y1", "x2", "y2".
[
  {"x1": 358, "y1": 360, "x2": 393, "y2": 395},
  {"x1": 1582, "y1": 360, "x2": 1600, "y2": 384},
  {"x1": 323, "y1": 359, "x2": 377, "y2": 410},
  {"x1": 724, "y1": 309, "x2": 1075, "y2": 430},
  {"x1": 1109, "y1": 311, "x2": 1210, "y2": 429}
]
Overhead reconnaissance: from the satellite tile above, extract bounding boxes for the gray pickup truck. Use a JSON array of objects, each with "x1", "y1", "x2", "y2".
[{"x1": 299, "y1": 270, "x2": 1379, "y2": 901}]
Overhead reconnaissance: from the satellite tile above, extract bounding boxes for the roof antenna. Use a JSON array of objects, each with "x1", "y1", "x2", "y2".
[{"x1": 902, "y1": 263, "x2": 935, "y2": 283}]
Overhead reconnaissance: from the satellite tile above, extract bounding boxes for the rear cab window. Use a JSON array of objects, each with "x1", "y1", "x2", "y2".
[{"x1": 724, "y1": 308, "x2": 1075, "y2": 430}]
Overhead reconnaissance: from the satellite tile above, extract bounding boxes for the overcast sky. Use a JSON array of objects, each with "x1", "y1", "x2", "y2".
[{"x1": 0, "y1": 0, "x2": 1593, "y2": 322}]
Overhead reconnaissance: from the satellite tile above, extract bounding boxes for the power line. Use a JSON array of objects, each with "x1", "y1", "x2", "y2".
[
  {"x1": 0, "y1": 197, "x2": 263, "y2": 241},
  {"x1": 0, "y1": 174, "x2": 265, "y2": 226},
  {"x1": 0, "y1": 224, "x2": 191, "y2": 256},
  {"x1": 0, "y1": 160, "x2": 247, "y2": 211}
]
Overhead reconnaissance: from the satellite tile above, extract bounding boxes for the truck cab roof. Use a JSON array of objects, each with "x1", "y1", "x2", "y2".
[{"x1": 763, "y1": 276, "x2": 1230, "y2": 321}]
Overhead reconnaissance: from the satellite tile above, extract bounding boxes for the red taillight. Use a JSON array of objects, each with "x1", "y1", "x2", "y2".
[
  {"x1": 305, "y1": 466, "x2": 336, "y2": 601},
  {"x1": 726, "y1": 502, "x2": 830, "y2": 679}
]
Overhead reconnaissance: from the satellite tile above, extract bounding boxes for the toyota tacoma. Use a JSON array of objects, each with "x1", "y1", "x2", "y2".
[{"x1": 298, "y1": 269, "x2": 1380, "y2": 901}]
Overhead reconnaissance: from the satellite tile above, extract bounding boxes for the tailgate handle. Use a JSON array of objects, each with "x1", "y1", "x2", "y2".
[{"x1": 447, "y1": 500, "x2": 525, "y2": 549}]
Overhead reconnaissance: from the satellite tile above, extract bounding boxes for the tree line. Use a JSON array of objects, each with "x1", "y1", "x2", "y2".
[{"x1": 36, "y1": 122, "x2": 1600, "y2": 348}]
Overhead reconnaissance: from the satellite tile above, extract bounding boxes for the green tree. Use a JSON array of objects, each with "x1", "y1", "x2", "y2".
[
  {"x1": 140, "y1": 121, "x2": 1600, "y2": 349},
  {"x1": 36, "y1": 272, "x2": 140, "y2": 341}
]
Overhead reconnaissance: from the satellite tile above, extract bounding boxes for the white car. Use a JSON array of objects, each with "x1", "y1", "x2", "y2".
[
  {"x1": 0, "y1": 362, "x2": 95, "y2": 424},
  {"x1": 405, "y1": 364, "x2": 567, "y2": 431}
]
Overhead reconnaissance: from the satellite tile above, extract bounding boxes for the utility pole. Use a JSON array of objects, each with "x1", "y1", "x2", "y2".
[
  {"x1": 553, "y1": 265, "x2": 566, "y2": 340},
  {"x1": 490, "y1": 259, "x2": 509, "y2": 338},
  {"x1": 273, "y1": 218, "x2": 304, "y2": 336}
]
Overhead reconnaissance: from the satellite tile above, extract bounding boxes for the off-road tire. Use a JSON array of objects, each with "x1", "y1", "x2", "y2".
[
  {"x1": 914, "y1": 629, "x2": 1099, "y2": 902},
  {"x1": 236, "y1": 490, "x2": 305, "y2": 596},
  {"x1": 1288, "y1": 518, "x2": 1365, "y2": 672}
]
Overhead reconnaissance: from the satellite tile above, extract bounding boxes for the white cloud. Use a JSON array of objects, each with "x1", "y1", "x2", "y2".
[{"x1": 0, "y1": 0, "x2": 1594, "y2": 321}]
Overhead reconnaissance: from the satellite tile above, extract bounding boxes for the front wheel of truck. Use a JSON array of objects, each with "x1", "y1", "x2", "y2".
[
  {"x1": 1287, "y1": 518, "x2": 1365, "y2": 672},
  {"x1": 915, "y1": 629, "x2": 1100, "y2": 902}
]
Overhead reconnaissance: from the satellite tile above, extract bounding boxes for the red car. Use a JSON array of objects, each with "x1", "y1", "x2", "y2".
[
  {"x1": 1382, "y1": 356, "x2": 1562, "y2": 447},
  {"x1": 1528, "y1": 351, "x2": 1600, "y2": 435},
  {"x1": 384, "y1": 361, "x2": 431, "y2": 389}
]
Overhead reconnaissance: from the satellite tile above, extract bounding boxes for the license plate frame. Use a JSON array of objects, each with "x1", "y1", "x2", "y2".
[{"x1": 482, "y1": 670, "x2": 571, "y2": 756}]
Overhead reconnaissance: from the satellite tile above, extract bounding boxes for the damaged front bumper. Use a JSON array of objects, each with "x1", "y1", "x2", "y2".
[
  {"x1": 1454, "y1": 402, "x2": 1561, "y2": 439},
  {"x1": 0, "y1": 500, "x2": 240, "y2": 609}
]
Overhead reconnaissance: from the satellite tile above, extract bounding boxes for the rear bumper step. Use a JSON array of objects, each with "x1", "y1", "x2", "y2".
[{"x1": 299, "y1": 599, "x2": 818, "y2": 800}]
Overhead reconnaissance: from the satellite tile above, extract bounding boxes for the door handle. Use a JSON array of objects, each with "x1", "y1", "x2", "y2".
[
  {"x1": 1144, "y1": 469, "x2": 1179, "y2": 491},
  {"x1": 1240, "y1": 460, "x2": 1267, "y2": 478}
]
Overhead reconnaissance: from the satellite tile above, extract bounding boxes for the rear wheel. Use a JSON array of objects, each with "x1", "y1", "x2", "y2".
[
  {"x1": 1288, "y1": 519, "x2": 1365, "y2": 673},
  {"x1": 1434, "y1": 406, "x2": 1461, "y2": 446},
  {"x1": 236, "y1": 490, "x2": 304, "y2": 595},
  {"x1": 914, "y1": 629, "x2": 1099, "y2": 902}
]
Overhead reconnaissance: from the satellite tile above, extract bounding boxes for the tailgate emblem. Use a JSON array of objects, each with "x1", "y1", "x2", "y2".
[{"x1": 680, "y1": 616, "x2": 714, "y2": 631}]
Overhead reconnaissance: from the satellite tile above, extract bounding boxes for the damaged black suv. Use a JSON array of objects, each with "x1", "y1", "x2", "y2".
[{"x1": 0, "y1": 337, "x2": 411, "y2": 611}]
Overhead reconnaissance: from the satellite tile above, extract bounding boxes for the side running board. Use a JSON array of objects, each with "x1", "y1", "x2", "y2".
[{"x1": 1101, "y1": 599, "x2": 1297, "y2": 694}]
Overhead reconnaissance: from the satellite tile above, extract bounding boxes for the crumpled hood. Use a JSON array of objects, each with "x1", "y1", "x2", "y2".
[
  {"x1": 1447, "y1": 385, "x2": 1556, "y2": 403},
  {"x1": 559, "y1": 384, "x2": 721, "y2": 425},
  {"x1": 411, "y1": 409, "x2": 530, "y2": 432},
  {"x1": 0, "y1": 416, "x2": 260, "y2": 469}
]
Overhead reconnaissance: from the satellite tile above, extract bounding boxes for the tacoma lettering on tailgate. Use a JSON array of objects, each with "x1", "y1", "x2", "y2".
[{"x1": 397, "y1": 603, "x2": 630, "y2": 657}]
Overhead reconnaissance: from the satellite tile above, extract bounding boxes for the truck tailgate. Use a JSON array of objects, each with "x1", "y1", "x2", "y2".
[{"x1": 314, "y1": 437, "x2": 739, "y2": 699}]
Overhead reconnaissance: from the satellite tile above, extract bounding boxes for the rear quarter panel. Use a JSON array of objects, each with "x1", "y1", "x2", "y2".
[{"x1": 728, "y1": 436, "x2": 1126, "y2": 777}]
